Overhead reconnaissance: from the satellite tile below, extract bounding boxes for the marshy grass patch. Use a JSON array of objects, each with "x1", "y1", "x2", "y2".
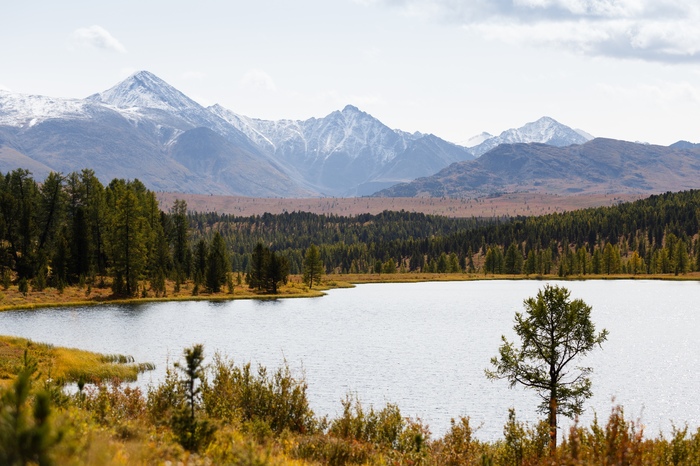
[{"x1": 0, "y1": 335, "x2": 153, "y2": 387}]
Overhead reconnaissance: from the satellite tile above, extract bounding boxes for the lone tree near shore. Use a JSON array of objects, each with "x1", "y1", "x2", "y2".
[{"x1": 486, "y1": 285, "x2": 608, "y2": 451}]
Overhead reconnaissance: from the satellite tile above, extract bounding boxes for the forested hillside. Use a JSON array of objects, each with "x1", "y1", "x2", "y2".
[
  {"x1": 1, "y1": 167, "x2": 699, "y2": 300},
  {"x1": 190, "y1": 190, "x2": 700, "y2": 277}
]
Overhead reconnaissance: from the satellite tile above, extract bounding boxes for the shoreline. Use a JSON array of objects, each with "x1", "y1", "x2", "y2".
[{"x1": 0, "y1": 272, "x2": 698, "y2": 312}]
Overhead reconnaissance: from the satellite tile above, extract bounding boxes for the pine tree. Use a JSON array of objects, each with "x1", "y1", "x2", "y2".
[
  {"x1": 37, "y1": 172, "x2": 66, "y2": 258},
  {"x1": 504, "y1": 243, "x2": 523, "y2": 274},
  {"x1": 675, "y1": 239, "x2": 689, "y2": 275},
  {"x1": 108, "y1": 181, "x2": 148, "y2": 296},
  {"x1": 249, "y1": 242, "x2": 269, "y2": 290},
  {"x1": 302, "y1": 244, "x2": 324, "y2": 289},
  {"x1": 206, "y1": 232, "x2": 229, "y2": 293},
  {"x1": 2, "y1": 169, "x2": 40, "y2": 279},
  {"x1": 170, "y1": 199, "x2": 188, "y2": 269},
  {"x1": 487, "y1": 285, "x2": 608, "y2": 451},
  {"x1": 193, "y1": 239, "x2": 207, "y2": 285},
  {"x1": 172, "y1": 345, "x2": 215, "y2": 452},
  {"x1": 265, "y1": 251, "x2": 288, "y2": 294}
]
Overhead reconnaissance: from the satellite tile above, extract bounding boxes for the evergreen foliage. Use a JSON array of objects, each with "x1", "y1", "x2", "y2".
[
  {"x1": 248, "y1": 242, "x2": 288, "y2": 293},
  {"x1": 205, "y1": 232, "x2": 229, "y2": 293},
  {"x1": 187, "y1": 189, "x2": 700, "y2": 277},
  {"x1": 171, "y1": 344, "x2": 214, "y2": 452},
  {"x1": 486, "y1": 285, "x2": 608, "y2": 450},
  {"x1": 302, "y1": 244, "x2": 324, "y2": 289},
  {"x1": 2, "y1": 167, "x2": 700, "y2": 292}
]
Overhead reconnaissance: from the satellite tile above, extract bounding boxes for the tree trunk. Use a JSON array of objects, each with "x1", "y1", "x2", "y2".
[{"x1": 549, "y1": 396, "x2": 557, "y2": 453}]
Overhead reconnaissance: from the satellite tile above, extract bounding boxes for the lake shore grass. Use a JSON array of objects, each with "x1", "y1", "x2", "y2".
[
  {"x1": 0, "y1": 271, "x2": 698, "y2": 312},
  {"x1": 0, "y1": 335, "x2": 153, "y2": 388},
  {"x1": 2, "y1": 335, "x2": 700, "y2": 464}
]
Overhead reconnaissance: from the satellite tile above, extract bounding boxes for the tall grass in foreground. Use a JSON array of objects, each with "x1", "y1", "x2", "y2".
[{"x1": 2, "y1": 342, "x2": 700, "y2": 465}]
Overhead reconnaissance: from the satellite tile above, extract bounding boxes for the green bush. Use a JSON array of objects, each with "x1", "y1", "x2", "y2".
[{"x1": 202, "y1": 355, "x2": 316, "y2": 435}]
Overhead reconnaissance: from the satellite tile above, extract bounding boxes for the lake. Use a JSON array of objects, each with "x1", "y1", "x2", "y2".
[{"x1": 0, "y1": 279, "x2": 698, "y2": 439}]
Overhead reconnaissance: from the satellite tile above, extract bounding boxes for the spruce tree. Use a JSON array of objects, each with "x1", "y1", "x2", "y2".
[
  {"x1": 265, "y1": 251, "x2": 288, "y2": 294},
  {"x1": 206, "y1": 232, "x2": 229, "y2": 293},
  {"x1": 108, "y1": 181, "x2": 148, "y2": 296},
  {"x1": 249, "y1": 242, "x2": 268, "y2": 290},
  {"x1": 302, "y1": 244, "x2": 324, "y2": 289}
]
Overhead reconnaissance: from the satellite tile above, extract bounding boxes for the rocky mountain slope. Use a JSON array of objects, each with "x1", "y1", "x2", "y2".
[
  {"x1": 377, "y1": 139, "x2": 700, "y2": 198},
  {"x1": 0, "y1": 71, "x2": 473, "y2": 197},
  {"x1": 210, "y1": 104, "x2": 473, "y2": 196},
  {"x1": 3, "y1": 71, "x2": 695, "y2": 199},
  {"x1": 0, "y1": 72, "x2": 310, "y2": 196}
]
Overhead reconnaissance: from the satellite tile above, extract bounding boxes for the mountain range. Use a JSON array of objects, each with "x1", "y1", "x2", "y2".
[
  {"x1": 0, "y1": 71, "x2": 482, "y2": 197},
  {"x1": 376, "y1": 138, "x2": 700, "y2": 198},
  {"x1": 466, "y1": 116, "x2": 592, "y2": 157},
  {"x1": 0, "y1": 70, "x2": 602, "y2": 197},
  {"x1": 2, "y1": 70, "x2": 697, "y2": 200}
]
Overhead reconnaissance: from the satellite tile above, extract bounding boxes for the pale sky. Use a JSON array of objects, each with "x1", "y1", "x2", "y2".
[{"x1": 2, "y1": 0, "x2": 700, "y2": 145}]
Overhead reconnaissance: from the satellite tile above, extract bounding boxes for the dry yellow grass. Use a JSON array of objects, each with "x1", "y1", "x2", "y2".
[
  {"x1": 0, "y1": 275, "x2": 329, "y2": 312},
  {"x1": 0, "y1": 335, "x2": 152, "y2": 387},
  {"x1": 1, "y1": 271, "x2": 698, "y2": 315}
]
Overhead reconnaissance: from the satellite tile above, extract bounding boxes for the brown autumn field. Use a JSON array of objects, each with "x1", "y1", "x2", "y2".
[{"x1": 156, "y1": 192, "x2": 644, "y2": 217}]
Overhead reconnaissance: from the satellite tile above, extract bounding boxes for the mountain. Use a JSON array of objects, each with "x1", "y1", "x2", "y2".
[
  {"x1": 468, "y1": 116, "x2": 593, "y2": 157},
  {"x1": 0, "y1": 72, "x2": 317, "y2": 197},
  {"x1": 210, "y1": 104, "x2": 474, "y2": 196},
  {"x1": 87, "y1": 70, "x2": 200, "y2": 112},
  {"x1": 0, "y1": 71, "x2": 476, "y2": 197},
  {"x1": 670, "y1": 140, "x2": 700, "y2": 150},
  {"x1": 3, "y1": 72, "x2": 696, "y2": 200},
  {"x1": 376, "y1": 138, "x2": 700, "y2": 198},
  {"x1": 461, "y1": 132, "x2": 492, "y2": 148}
]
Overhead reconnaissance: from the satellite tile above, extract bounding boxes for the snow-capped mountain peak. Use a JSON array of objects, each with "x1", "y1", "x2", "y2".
[
  {"x1": 461, "y1": 131, "x2": 493, "y2": 148},
  {"x1": 470, "y1": 116, "x2": 593, "y2": 157},
  {"x1": 499, "y1": 116, "x2": 565, "y2": 143},
  {"x1": 342, "y1": 104, "x2": 361, "y2": 114},
  {"x1": 87, "y1": 70, "x2": 201, "y2": 112}
]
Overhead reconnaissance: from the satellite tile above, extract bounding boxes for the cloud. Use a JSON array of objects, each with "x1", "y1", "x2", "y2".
[
  {"x1": 366, "y1": 0, "x2": 700, "y2": 63},
  {"x1": 599, "y1": 80, "x2": 700, "y2": 105},
  {"x1": 240, "y1": 69, "x2": 277, "y2": 92},
  {"x1": 72, "y1": 25, "x2": 126, "y2": 53}
]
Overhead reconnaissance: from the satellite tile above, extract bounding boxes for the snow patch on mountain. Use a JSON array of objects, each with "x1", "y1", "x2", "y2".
[
  {"x1": 87, "y1": 70, "x2": 200, "y2": 112},
  {"x1": 213, "y1": 103, "x2": 409, "y2": 164},
  {"x1": 470, "y1": 117, "x2": 593, "y2": 157},
  {"x1": 0, "y1": 91, "x2": 89, "y2": 127},
  {"x1": 209, "y1": 104, "x2": 285, "y2": 152},
  {"x1": 461, "y1": 132, "x2": 493, "y2": 148},
  {"x1": 575, "y1": 128, "x2": 594, "y2": 140}
]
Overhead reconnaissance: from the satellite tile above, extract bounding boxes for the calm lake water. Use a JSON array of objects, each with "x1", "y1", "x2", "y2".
[{"x1": 0, "y1": 280, "x2": 698, "y2": 439}]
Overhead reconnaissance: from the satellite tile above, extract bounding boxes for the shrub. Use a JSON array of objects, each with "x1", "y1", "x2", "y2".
[
  {"x1": 202, "y1": 355, "x2": 316, "y2": 435},
  {"x1": 18, "y1": 277, "x2": 28, "y2": 296}
]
